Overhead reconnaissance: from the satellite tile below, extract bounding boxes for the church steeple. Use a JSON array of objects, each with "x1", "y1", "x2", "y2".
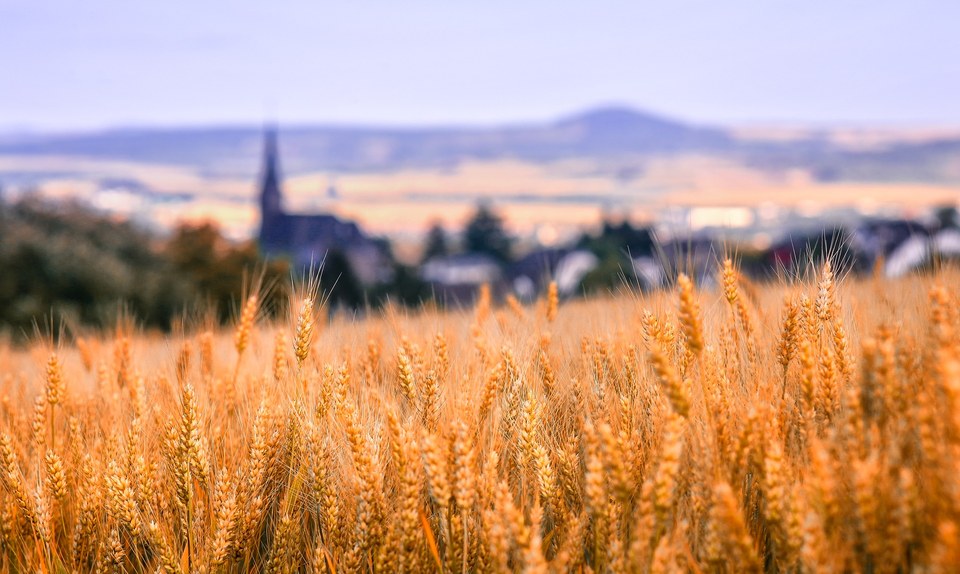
[{"x1": 259, "y1": 125, "x2": 283, "y2": 224}]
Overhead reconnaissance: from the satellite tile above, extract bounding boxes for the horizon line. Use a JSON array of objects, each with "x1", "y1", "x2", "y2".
[{"x1": 4, "y1": 103, "x2": 960, "y2": 138}]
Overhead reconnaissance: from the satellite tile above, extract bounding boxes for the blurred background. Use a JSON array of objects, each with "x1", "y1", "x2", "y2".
[{"x1": 2, "y1": 0, "x2": 959, "y2": 337}]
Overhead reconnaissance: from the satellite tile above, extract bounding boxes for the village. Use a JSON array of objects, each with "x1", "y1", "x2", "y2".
[{"x1": 251, "y1": 127, "x2": 960, "y2": 306}]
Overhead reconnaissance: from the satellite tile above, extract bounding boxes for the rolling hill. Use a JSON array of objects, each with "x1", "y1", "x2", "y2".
[{"x1": 0, "y1": 106, "x2": 738, "y2": 176}]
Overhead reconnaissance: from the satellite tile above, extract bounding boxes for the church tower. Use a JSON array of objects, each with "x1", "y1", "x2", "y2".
[{"x1": 258, "y1": 125, "x2": 284, "y2": 245}]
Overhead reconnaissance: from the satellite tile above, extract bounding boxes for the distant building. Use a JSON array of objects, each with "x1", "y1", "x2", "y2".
[
  {"x1": 421, "y1": 247, "x2": 601, "y2": 304},
  {"x1": 508, "y1": 248, "x2": 598, "y2": 300},
  {"x1": 257, "y1": 127, "x2": 388, "y2": 284},
  {"x1": 658, "y1": 235, "x2": 720, "y2": 284},
  {"x1": 421, "y1": 253, "x2": 503, "y2": 303},
  {"x1": 854, "y1": 218, "x2": 960, "y2": 278}
]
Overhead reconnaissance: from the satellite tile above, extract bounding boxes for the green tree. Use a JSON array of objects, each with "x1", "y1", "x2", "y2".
[
  {"x1": 934, "y1": 205, "x2": 960, "y2": 229},
  {"x1": 369, "y1": 263, "x2": 432, "y2": 308},
  {"x1": 166, "y1": 222, "x2": 288, "y2": 321},
  {"x1": 317, "y1": 250, "x2": 364, "y2": 310},
  {"x1": 464, "y1": 203, "x2": 512, "y2": 262},
  {"x1": 421, "y1": 221, "x2": 450, "y2": 262},
  {"x1": 0, "y1": 196, "x2": 191, "y2": 338}
]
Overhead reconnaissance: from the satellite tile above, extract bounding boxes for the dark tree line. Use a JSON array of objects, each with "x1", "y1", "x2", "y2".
[
  {"x1": 0, "y1": 195, "x2": 436, "y2": 341},
  {"x1": 0, "y1": 195, "x2": 662, "y2": 341},
  {"x1": 0, "y1": 197, "x2": 290, "y2": 340}
]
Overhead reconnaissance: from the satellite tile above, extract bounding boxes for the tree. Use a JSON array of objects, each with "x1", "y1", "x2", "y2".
[
  {"x1": 368, "y1": 263, "x2": 432, "y2": 308},
  {"x1": 464, "y1": 203, "x2": 512, "y2": 262},
  {"x1": 0, "y1": 196, "x2": 193, "y2": 337},
  {"x1": 166, "y1": 222, "x2": 288, "y2": 321},
  {"x1": 421, "y1": 221, "x2": 450, "y2": 262},
  {"x1": 934, "y1": 205, "x2": 960, "y2": 230},
  {"x1": 317, "y1": 250, "x2": 364, "y2": 310}
]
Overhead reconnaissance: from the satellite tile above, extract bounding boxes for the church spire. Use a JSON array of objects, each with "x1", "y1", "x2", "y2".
[{"x1": 259, "y1": 124, "x2": 283, "y2": 224}]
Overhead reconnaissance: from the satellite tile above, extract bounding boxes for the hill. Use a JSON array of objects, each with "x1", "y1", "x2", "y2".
[
  {"x1": 0, "y1": 106, "x2": 737, "y2": 175},
  {"x1": 2, "y1": 106, "x2": 959, "y2": 239},
  {"x1": 2, "y1": 105, "x2": 957, "y2": 183}
]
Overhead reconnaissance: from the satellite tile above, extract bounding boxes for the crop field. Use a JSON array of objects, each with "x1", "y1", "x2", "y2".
[{"x1": 1, "y1": 262, "x2": 959, "y2": 572}]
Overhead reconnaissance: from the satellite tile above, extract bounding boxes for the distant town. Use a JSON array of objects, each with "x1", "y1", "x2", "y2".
[
  {"x1": 245, "y1": 124, "x2": 960, "y2": 305},
  {"x1": 1, "y1": 107, "x2": 959, "y2": 337},
  {"x1": 242, "y1": 124, "x2": 960, "y2": 302},
  {"x1": 1, "y1": 106, "x2": 958, "y2": 244}
]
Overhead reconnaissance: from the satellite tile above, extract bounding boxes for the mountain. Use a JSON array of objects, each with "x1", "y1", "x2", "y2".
[
  {"x1": 550, "y1": 107, "x2": 732, "y2": 153},
  {"x1": 0, "y1": 107, "x2": 735, "y2": 176}
]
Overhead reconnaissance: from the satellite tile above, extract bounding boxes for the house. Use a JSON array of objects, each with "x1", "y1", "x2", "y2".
[
  {"x1": 422, "y1": 247, "x2": 601, "y2": 304},
  {"x1": 507, "y1": 248, "x2": 599, "y2": 300},
  {"x1": 421, "y1": 253, "x2": 503, "y2": 304},
  {"x1": 760, "y1": 226, "x2": 861, "y2": 279},
  {"x1": 857, "y1": 218, "x2": 960, "y2": 278},
  {"x1": 758, "y1": 217, "x2": 960, "y2": 279}
]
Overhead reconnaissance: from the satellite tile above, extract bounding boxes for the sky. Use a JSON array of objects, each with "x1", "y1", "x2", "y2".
[{"x1": 1, "y1": 1, "x2": 958, "y2": 131}]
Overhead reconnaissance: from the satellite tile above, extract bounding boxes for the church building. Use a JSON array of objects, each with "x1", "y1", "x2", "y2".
[{"x1": 257, "y1": 127, "x2": 387, "y2": 285}]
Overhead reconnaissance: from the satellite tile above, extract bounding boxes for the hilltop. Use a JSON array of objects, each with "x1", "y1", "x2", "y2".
[
  {"x1": 1, "y1": 105, "x2": 957, "y2": 181},
  {"x1": 0, "y1": 106, "x2": 737, "y2": 175}
]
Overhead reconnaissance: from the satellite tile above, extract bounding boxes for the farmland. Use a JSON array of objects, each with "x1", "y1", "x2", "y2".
[{"x1": 1, "y1": 263, "x2": 959, "y2": 571}]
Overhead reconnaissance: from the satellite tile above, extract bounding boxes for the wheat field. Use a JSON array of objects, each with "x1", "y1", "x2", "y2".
[{"x1": 1, "y1": 261, "x2": 960, "y2": 573}]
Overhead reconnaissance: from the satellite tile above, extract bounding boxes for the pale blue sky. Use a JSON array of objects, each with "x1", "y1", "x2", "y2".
[{"x1": 1, "y1": 1, "x2": 958, "y2": 131}]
